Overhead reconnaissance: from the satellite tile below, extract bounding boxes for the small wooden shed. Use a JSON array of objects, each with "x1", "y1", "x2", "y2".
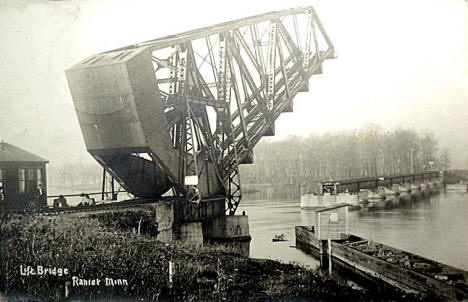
[
  {"x1": 0, "y1": 141, "x2": 49, "y2": 209},
  {"x1": 309, "y1": 203, "x2": 349, "y2": 240}
]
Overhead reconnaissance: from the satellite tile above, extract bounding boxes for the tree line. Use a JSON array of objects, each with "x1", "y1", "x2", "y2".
[
  {"x1": 46, "y1": 126, "x2": 451, "y2": 190},
  {"x1": 47, "y1": 162, "x2": 102, "y2": 190},
  {"x1": 240, "y1": 126, "x2": 451, "y2": 186}
]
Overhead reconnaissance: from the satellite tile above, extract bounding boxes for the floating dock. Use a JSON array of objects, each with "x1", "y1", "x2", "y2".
[{"x1": 296, "y1": 225, "x2": 468, "y2": 301}]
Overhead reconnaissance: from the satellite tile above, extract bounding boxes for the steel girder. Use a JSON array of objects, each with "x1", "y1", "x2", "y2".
[{"x1": 68, "y1": 6, "x2": 335, "y2": 215}]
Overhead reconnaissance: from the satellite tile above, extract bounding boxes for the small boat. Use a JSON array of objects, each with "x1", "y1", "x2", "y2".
[
  {"x1": 348, "y1": 205, "x2": 362, "y2": 211},
  {"x1": 272, "y1": 234, "x2": 287, "y2": 242}
]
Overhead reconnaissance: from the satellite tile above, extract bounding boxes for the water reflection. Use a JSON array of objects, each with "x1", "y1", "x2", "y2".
[{"x1": 237, "y1": 191, "x2": 468, "y2": 272}]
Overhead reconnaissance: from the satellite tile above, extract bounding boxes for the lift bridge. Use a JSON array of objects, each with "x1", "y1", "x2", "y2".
[{"x1": 66, "y1": 6, "x2": 335, "y2": 219}]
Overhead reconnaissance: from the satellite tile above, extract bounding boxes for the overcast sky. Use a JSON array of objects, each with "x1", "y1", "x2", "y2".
[{"x1": 0, "y1": 0, "x2": 467, "y2": 168}]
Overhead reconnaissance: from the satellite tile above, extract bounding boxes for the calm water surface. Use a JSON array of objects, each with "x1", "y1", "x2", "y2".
[{"x1": 237, "y1": 191, "x2": 468, "y2": 271}]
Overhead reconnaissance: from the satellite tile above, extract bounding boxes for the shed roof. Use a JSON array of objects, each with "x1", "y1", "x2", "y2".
[{"x1": 0, "y1": 142, "x2": 49, "y2": 163}]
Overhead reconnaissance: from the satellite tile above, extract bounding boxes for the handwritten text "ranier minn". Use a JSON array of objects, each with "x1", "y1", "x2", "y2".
[{"x1": 72, "y1": 276, "x2": 129, "y2": 287}]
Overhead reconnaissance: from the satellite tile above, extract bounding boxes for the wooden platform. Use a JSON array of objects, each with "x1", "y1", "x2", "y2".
[{"x1": 295, "y1": 226, "x2": 468, "y2": 301}]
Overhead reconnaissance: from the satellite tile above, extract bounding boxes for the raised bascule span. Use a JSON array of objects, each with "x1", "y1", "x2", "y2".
[{"x1": 66, "y1": 6, "x2": 335, "y2": 217}]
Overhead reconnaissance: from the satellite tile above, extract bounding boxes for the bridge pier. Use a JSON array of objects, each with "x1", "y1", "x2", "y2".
[
  {"x1": 391, "y1": 184, "x2": 402, "y2": 194},
  {"x1": 41, "y1": 197, "x2": 251, "y2": 255},
  {"x1": 301, "y1": 172, "x2": 442, "y2": 208},
  {"x1": 202, "y1": 215, "x2": 251, "y2": 257},
  {"x1": 63, "y1": 6, "x2": 338, "y2": 260},
  {"x1": 358, "y1": 189, "x2": 385, "y2": 202},
  {"x1": 179, "y1": 222, "x2": 204, "y2": 246},
  {"x1": 166, "y1": 208, "x2": 252, "y2": 252},
  {"x1": 377, "y1": 186, "x2": 398, "y2": 197},
  {"x1": 300, "y1": 193, "x2": 359, "y2": 209},
  {"x1": 173, "y1": 198, "x2": 251, "y2": 253},
  {"x1": 410, "y1": 183, "x2": 420, "y2": 191}
]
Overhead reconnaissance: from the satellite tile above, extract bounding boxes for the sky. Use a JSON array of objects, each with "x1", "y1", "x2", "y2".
[{"x1": 0, "y1": 0, "x2": 467, "y2": 168}]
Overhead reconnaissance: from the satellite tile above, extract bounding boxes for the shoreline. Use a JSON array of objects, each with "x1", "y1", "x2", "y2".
[{"x1": 0, "y1": 213, "x2": 440, "y2": 301}]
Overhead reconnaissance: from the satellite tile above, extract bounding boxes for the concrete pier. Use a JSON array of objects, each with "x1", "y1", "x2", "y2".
[
  {"x1": 300, "y1": 193, "x2": 359, "y2": 209},
  {"x1": 445, "y1": 183, "x2": 468, "y2": 192},
  {"x1": 54, "y1": 197, "x2": 251, "y2": 254},
  {"x1": 377, "y1": 186, "x2": 398, "y2": 196},
  {"x1": 391, "y1": 184, "x2": 401, "y2": 194},
  {"x1": 358, "y1": 189, "x2": 385, "y2": 202},
  {"x1": 397, "y1": 184, "x2": 410, "y2": 193},
  {"x1": 402, "y1": 183, "x2": 413, "y2": 193},
  {"x1": 388, "y1": 196, "x2": 400, "y2": 207},
  {"x1": 366, "y1": 199, "x2": 391, "y2": 210},
  {"x1": 429, "y1": 182, "x2": 441, "y2": 192},
  {"x1": 203, "y1": 215, "x2": 251, "y2": 240},
  {"x1": 203, "y1": 215, "x2": 251, "y2": 257},
  {"x1": 179, "y1": 222, "x2": 203, "y2": 246},
  {"x1": 300, "y1": 194, "x2": 335, "y2": 208},
  {"x1": 300, "y1": 171, "x2": 443, "y2": 213},
  {"x1": 399, "y1": 191, "x2": 412, "y2": 202}
]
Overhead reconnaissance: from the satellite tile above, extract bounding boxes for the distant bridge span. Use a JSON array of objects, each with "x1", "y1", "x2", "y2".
[
  {"x1": 318, "y1": 171, "x2": 442, "y2": 194},
  {"x1": 66, "y1": 6, "x2": 335, "y2": 215}
]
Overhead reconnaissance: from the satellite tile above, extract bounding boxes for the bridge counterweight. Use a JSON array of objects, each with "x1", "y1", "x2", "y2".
[{"x1": 66, "y1": 6, "x2": 335, "y2": 215}]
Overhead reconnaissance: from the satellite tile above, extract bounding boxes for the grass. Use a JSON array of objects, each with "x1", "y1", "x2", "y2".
[{"x1": 0, "y1": 212, "x2": 441, "y2": 301}]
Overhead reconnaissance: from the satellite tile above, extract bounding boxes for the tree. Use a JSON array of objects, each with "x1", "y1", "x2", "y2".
[
  {"x1": 240, "y1": 126, "x2": 445, "y2": 186},
  {"x1": 439, "y1": 148, "x2": 451, "y2": 171}
]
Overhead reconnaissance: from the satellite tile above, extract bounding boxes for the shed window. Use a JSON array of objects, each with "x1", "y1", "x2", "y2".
[
  {"x1": 19, "y1": 169, "x2": 26, "y2": 193},
  {"x1": 28, "y1": 169, "x2": 35, "y2": 179},
  {"x1": 27, "y1": 168, "x2": 36, "y2": 194},
  {"x1": 19, "y1": 168, "x2": 43, "y2": 194},
  {"x1": 37, "y1": 169, "x2": 43, "y2": 187}
]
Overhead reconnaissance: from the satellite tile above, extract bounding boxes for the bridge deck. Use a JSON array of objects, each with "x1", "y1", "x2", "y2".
[{"x1": 318, "y1": 171, "x2": 441, "y2": 194}]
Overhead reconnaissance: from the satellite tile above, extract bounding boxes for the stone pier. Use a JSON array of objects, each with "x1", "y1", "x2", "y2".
[
  {"x1": 358, "y1": 189, "x2": 385, "y2": 202},
  {"x1": 202, "y1": 215, "x2": 251, "y2": 257},
  {"x1": 377, "y1": 186, "x2": 397, "y2": 196},
  {"x1": 300, "y1": 193, "x2": 359, "y2": 209}
]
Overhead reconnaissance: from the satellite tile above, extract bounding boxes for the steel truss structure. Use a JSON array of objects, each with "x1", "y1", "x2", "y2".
[{"x1": 67, "y1": 6, "x2": 335, "y2": 216}]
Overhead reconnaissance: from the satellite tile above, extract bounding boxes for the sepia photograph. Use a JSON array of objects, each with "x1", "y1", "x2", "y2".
[{"x1": 1, "y1": 0, "x2": 467, "y2": 301}]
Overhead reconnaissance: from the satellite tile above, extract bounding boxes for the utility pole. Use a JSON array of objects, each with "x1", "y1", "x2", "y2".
[{"x1": 410, "y1": 149, "x2": 414, "y2": 173}]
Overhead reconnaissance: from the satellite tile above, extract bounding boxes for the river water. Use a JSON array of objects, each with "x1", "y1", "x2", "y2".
[{"x1": 237, "y1": 190, "x2": 468, "y2": 272}]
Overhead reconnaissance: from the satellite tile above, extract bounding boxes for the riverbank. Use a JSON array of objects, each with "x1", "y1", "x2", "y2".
[{"x1": 0, "y1": 214, "x2": 439, "y2": 301}]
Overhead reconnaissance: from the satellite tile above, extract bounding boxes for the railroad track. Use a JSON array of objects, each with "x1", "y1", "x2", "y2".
[
  {"x1": 8, "y1": 198, "x2": 166, "y2": 216},
  {"x1": 6, "y1": 195, "x2": 226, "y2": 217}
]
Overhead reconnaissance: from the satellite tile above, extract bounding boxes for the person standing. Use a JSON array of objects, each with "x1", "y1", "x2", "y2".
[
  {"x1": 0, "y1": 183, "x2": 4, "y2": 202},
  {"x1": 78, "y1": 193, "x2": 87, "y2": 206},
  {"x1": 85, "y1": 194, "x2": 95, "y2": 206},
  {"x1": 78, "y1": 193, "x2": 94, "y2": 206},
  {"x1": 35, "y1": 184, "x2": 45, "y2": 207},
  {"x1": 0, "y1": 183, "x2": 4, "y2": 213},
  {"x1": 58, "y1": 195, "x2": 69, "y2": 207}
]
